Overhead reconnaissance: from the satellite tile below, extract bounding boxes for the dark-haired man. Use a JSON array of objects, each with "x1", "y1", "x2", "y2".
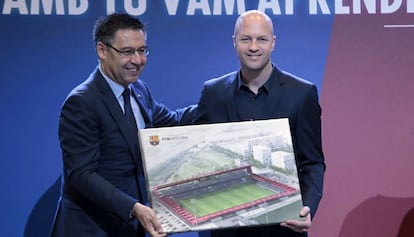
[{"x1": 50, "y1": 13, "x2": 194, "y2": 237}]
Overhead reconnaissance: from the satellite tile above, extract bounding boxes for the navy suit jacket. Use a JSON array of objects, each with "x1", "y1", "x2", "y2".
[
  {"x1": 194, "y1": 66, "x2": 325, "y2": 237},
  {"x1": 50, "y1": 68, "x2": 194, "y2": 237}
]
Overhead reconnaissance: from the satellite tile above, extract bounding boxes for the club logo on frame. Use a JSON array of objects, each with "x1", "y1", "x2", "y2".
[{"x1": 149, "y1": 135, "x2": 159, "y2": 146}]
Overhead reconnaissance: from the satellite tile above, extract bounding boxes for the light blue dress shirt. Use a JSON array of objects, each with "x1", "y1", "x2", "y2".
[{"x1": 99, "y1": 66, "x2": 146, "y2": 129}]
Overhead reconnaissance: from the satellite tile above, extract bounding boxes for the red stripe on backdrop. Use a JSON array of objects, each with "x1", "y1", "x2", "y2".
[{"x1": 312, "y1": 5, "x2": 414, "y2": 237}]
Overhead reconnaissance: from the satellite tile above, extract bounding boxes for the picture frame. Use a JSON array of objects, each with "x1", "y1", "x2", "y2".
[{"x1": 138, "y1": 118, "x2": 303, "y2": 233}]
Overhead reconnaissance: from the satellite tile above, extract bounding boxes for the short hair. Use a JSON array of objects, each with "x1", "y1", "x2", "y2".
[{"x1": 93, "y1": 13, "x2": 146, "y2": 46}]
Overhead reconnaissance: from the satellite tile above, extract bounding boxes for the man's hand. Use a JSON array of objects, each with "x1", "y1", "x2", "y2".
[
  {"x1": 132, "y1": 202, "x2": 167, "y2": 237},
  {"x1": 280, "y1": 206, "x2": 311, "y2": 233}
]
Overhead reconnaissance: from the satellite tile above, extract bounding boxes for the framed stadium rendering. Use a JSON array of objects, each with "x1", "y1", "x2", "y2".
[{"x1": 138, "y1": 118, "x2": 303, "y2": 233}]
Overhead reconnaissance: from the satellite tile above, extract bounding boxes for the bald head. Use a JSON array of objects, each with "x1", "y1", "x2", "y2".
[
  {"x1": 232, "y1": 10, "x2": 276, "y2": 82},
  {"x1": 234, "y1": 10, "x2": 274, "y2": 36}
]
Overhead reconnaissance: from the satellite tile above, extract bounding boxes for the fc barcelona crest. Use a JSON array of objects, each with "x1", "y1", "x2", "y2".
[{"x1": 149, "y1": 135, "x2": 159, "y2": 146}]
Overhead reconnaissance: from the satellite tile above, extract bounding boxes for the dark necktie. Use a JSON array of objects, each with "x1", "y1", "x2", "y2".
[{"x1": 122, "y1": 88, "x2": 138, "y2": 133}]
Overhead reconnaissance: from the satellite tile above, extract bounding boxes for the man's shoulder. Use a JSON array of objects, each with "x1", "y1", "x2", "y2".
[
  {"x1": 205, "y1": 71, "x2": 238, "y2": 86},
  {"x1": 64, "y1": 69, "x2": 103, "y2": 104},
  {"x1": 70, "y1": 72, "x2": 97, "y2": 93},
  {"x1": 278, "y1": 69, "x2": 314, "y2": 88}
]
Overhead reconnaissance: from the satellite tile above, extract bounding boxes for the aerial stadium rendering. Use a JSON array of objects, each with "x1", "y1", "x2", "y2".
[{"x1": 139, "y1": 119, "x2": 302, "y2": 233}]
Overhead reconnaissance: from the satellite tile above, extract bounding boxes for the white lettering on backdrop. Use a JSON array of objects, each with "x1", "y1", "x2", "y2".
[{"x1": 2, "y1": 0, "x2": 413, "y2": 15}]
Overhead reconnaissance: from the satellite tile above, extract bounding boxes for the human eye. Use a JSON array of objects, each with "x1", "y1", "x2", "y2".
[
  {"x1": 137, "y1": 47, "x2": 149, "y2": 55},
  {"x1": 258, "y1": 37, "x2": 269, "y2": 42},
  {"x1": 120, "y1": 48, "x2": 135, "y2": 57},
  {"x1": 239, "y1": 37, "x2": 251, "y2": 43}
]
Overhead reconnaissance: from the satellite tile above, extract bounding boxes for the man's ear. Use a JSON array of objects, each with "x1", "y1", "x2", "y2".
[{"x1": 96, "y1": 42, "x2": 107, "y2": 60}]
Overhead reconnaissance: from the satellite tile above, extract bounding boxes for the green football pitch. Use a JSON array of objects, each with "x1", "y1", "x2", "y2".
[{"x1": 179, "y1": 183, "x2": 277, "y2": 217}]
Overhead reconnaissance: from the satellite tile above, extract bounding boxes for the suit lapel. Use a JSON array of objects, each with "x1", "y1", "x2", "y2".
[
  {"x1": 94, "y1": 71, "x2": 140, "y2": 165},
  {"x1": 224, "y1": 73, "x2": 240, "y2": 121},
  {"x1": 130, "y1": 87, "x2": 151, "y2": 127}
]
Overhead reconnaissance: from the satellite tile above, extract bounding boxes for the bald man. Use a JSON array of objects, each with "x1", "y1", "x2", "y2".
[{"x1": 194, "y1": 10, "x2": 325, "y2": 237}]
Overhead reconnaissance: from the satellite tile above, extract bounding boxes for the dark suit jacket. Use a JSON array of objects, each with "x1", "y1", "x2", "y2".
[
  {"x1": 50, "y1": 68, "x2": 193, "y2": 237},
  {"x1": 194, "y1": 66, "x2": 325, "y2": 237}
]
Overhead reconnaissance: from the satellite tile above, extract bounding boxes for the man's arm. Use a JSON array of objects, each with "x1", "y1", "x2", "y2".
[
  {"x1": 281, "y1": 85, "x2": 325, "y2": 233},
  {"x1": 135, "y1": 80, "x2": 197, "y2": 127},
  {"x1": 294, "y1": 85, "x2": 326, "y2": 217}
]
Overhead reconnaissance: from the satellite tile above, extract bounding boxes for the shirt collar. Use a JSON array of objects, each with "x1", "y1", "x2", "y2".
[
  {"x1": 236, "y1": 66, "x2": 276, "y2": 94},
  {"x1": 99, "y1": 64, "x2": 126, "y2": 99}
]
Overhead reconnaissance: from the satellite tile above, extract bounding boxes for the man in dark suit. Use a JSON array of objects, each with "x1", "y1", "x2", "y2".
[
  {"x1": 50, "y1": 13, "x2": 193, "y2": 237},
  {"x1": 195, "y1": 10, "x2": 325, "y2": 237}
]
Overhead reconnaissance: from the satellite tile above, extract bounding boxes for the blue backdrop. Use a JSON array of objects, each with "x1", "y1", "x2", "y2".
[{"x1": 1, "y1": 1, "x2": 334, "y2": 236}]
